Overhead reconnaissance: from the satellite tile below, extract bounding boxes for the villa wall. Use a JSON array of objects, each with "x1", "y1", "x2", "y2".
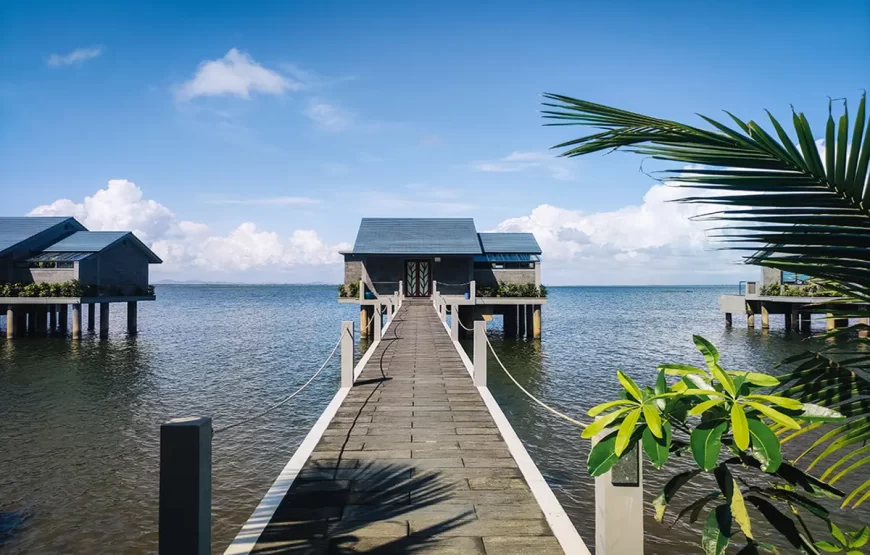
[{"x1": 762, "y1": 267, "x2": 781, "y2": 286}]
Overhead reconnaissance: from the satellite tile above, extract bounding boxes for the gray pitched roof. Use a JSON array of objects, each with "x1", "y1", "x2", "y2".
[
  {"x1": 0, "y1": 216, "x2": 83, "y2": 256},
  {"x1": 41, "y1": 231, "x2": 163, "y2": 263},
  {"x1": 478, "y1": 232, "x2": 542, "y2": 254},
  {"x1": 352, "y1": 218, "x2": 482, "y2": 254}
]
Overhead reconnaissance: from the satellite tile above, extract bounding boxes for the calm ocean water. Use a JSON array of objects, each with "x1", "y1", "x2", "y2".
[{"x1": 1, "y1": 285, "x2": 867, "y2": 553}]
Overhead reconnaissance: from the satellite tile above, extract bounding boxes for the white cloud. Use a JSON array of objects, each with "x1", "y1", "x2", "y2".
[
  {"x1": 207, "y1": 196, "x2": 320, "y2": 206},
  {"x1": 176, "y1": 48, "x2": 301, "y2": 101},
  {"x1": 47, "y1": 47, "x2": 102, "y2": 67},
  {"x1": 474, "y1": 151, "x2": 574, "y2": 180},
  {"x1": 29, "y1": 180, "x2": 349, "y2": 280},
  {"x1": 305, "y1": 99, "x2": 352, "y2": 131},
  {"x1": 492, "y1": 182, "x2": 751, "y2": 284}
]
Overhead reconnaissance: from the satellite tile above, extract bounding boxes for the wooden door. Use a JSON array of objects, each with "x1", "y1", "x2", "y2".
[{"x1": 404, "y1": 260, "x2": 431, "y2": 297}]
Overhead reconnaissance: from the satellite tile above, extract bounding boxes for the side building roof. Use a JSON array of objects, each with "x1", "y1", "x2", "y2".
[
  {"x1": 38, "y1": 231, "x2": 163, "y2": 263},
  {"x1": 478, "y1": 232, "x2": 542, "y2": 254},
  {"x1": 352, "y1": 218, "x2": 483, "y2": 255},
  {"x1": 0, "y1": 216, "x2": 85, "y2": 256}
]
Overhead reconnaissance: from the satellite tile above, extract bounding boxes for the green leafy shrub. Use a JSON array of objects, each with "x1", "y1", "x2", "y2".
[
  {"x1": 0, "y1": 279, "x2": 156, "y2": 298},
  {"x1": 760, "y1": 282, "x2": 838, "y2": 297},
  {"x1": 339, "y1": 281, "x2": 359, "y2": 298},
  {"x1": 476, "y1": 283, "x2": 546, "y2": 298}
]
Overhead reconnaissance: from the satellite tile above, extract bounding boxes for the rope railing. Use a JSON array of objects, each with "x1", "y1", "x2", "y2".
[
  {"x1": 214, "y1": 333, "x2": 345, "y2": 434},
  {"x1": 484, "y1": 335, "x2": 589, "y2": 429}
]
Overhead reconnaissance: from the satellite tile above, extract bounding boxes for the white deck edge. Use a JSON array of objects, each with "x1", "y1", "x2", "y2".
[
  {"x1": 444, "y1": 309, "x2": 591, "y2": 555},
  {"x1": 223, "y1": 331, "x2": 380, "y2": 555}
]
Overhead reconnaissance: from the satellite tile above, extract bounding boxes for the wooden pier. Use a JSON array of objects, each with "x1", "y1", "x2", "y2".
[{"x1": 223, "y1": 300, "x2": 583, "y2": 555}]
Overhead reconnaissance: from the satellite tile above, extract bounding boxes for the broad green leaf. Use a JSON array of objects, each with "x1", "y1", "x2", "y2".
[
  {"x1": 643, "y1": 421, "x2": 672, "y2": 470},
  {"x1": 799, "y1": 403, "x2": 846, "y2": 423},
  {"x1": 693, "y1": 335, "x2": 721, "y2": 368},
  {"x1": 617, "y1": 370, "x2": 643, "y2": 402},
  {"x1": 814, "y1": 541, "x2": 841, "y2": 552},
  {"x1": 587, "y1": 430, "x2": 620, "y2": 477},
  {"x1": 744, "y1": 401, "x2": 802, "y2": 430},
  {"x1": 745, "y1": 394, "x2": 803, "y2": 410},
  {"x1": 587, "y1": 399, "x2": 635, "y2": 417},
  {"x1": 643, "y1": 404, "x2": 663, "y2": 438},
  {"x1": 690, "y1": 399, "x2": 726, "y2": 416},
  {"x1": 615, "y1": 407, "x2": 641, "y2": 456},
  {"x1": 731, "y1": 480, "x2": 753, "y2": 539},
  {"x1": 655, "y1": 370, "x2": 668, "y2": 395},
  {"x1": 851, "y1": 525, "x2": 870, "y2": 548},
  {"x1": 659, "y1": 363, "x2": 707, "y2": 377},
  {"x1": 683, "y1": 389, "x2": 728, "y2": 397},
  {"x1": 732, "y1": 403, "x2": 750, "y2": 450},
  {"x1": 685, "y1": 375, "x2": 716, "y2": 391},
  {"x1": 738, "y1": 372, "x2": 780, "y2": 387},
  {"x1": 581, "y1": 406, "x2": 634, "y2": 439},
  {"x1": 748, "y1": 419, "x2": 783, "y2": 472},
  {"x1": 691, "y1": 421, "x2": 728, "y2": 471},
  {"x1": 831, "y1": 522, "x2": 847, "y2": 546},
  {"x1": 702, "y1": 504, "x2": 731, "y2": 555},
  {"x1": 712, "y1": 364, "x2": 738, "y2": 397}
]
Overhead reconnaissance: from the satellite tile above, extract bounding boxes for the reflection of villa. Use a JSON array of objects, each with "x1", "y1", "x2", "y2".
[
  {"x1": 0, "y1": 216, "x2": 161, "y2": 339},
  {"x1": 340, "y1": 218, "x2": 546, "y2": 339}
]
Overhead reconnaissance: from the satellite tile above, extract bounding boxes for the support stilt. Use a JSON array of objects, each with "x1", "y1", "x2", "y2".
[
  {"x1": 72, "y1": 304, "x2": 82, "y2": 340},
  {"x1": 826, "y1": 313, "x2": 835, "y2": 331},
  {"x1": 525, "y1": 305, "x2": 534, "y2": 339},
  {"x1": 784, "y1": 312, "x2": 792, "y2": 331},
  {"x1": 725, "y1": 312, "x2": 732, "y2": 327},
  {"x1": 800, "y1": 312, "x2": 812, "y2": 333},
  {"x1": 36, "y1": 306, "x2": 47, "y2": 336},
  {"x1": 6, "y1": 306, "x2": 15, "y2": 339},
  {"x1": 59, "y1": 304, "x2": 68, "y2": 335},
  {"x1": 761, "y1": 306, "x2": 770, "y2": 330},
  {"x1": 49, "y1": 304, "x2": 57, "y2": 332},
  {"x1": 517, "y1": 306, "x2": 526, "y2": 337},
  {"x1": 533, "y1": 305, "x2": 541, "y2": 339},
  {"x1": 16, "y1": 309, "x2": 27, "y2": 336},
  {"x1": 100, "y1": 303, "x2": 110, "y2": 339},
  {"x1": 859, "y1": 317, "x2": 869, "y2": 339},
  {"x1": 88, "y1": 303, "x2": 95, "y2": 331},
  {"x1": 503, "y1": 308, "x2": 517, "y2": 338},
  {"x1": 127, "y1": 302, "x2": 138, "y2": 335},
  {"x1": 747, "y1": 313, "x2": 755, "y2": 328}
]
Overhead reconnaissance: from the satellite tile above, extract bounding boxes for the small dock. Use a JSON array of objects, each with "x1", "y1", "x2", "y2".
[{"x1": 224, "y1": 300, "x2": 582, "y2": 554}]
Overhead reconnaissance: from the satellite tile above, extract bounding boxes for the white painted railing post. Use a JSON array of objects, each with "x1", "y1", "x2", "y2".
[
  {"x1": 433, "y1": 280, "x2": 438, "y2": 297},
  {"x1": 359, "y1": 279, "x2": 364, "y2": 301},
  {"x1": 441, "y1": 300, "x2": 447, "y2": 324},
  {"x1": 399, "y1": 280, "x2": 403, "y2": 301},
  {"x1": 341, "y1": 321, "x2": 354, "y2": 387},
  {"x1": 594, "y1": 431, "x2": 643, "y2": 555},
  {"x1": 450, "y1": 305, "x2": 459, "y2": 341},
  {"x1": 374, "y1": 303, "x2": 382, "y2": 339},
  {"x1": 473, "y1": 320, "x2": 487, "y2": 387},
  {"x1": 470, "y1": 280, "x2": 476, "y2": 302},
  {"x1": 159, "y1": 417, "x2": 212, "y2": 555}
]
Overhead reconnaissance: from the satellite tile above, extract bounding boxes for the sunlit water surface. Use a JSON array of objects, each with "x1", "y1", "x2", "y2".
[{"x1": 1, "y1": 285, "x2": 867, "y2": 553}]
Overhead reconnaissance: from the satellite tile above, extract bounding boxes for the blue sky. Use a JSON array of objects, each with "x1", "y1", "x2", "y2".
[{"x1": 1, "y1": 1, "x2": 868, "y2": 283}]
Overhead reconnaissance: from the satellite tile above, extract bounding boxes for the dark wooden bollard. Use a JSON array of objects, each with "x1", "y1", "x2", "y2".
[{"x1": 159, "y1": 417, "x2": 211, "y2": 555}]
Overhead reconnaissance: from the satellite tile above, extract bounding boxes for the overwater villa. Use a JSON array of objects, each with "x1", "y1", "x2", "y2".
[
  {"x1": 339, "y1": 218, "x2": 546, "y2": 338},
  {"x1": 0, "y1": 216, "x2": 161, "y2": 338}
]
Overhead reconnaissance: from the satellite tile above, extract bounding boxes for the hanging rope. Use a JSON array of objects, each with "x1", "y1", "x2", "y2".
[
  {"x1": 484, "y1": 335, "x2": 589, "y2": 429},
  {"x1": 214, "y1": 334, "x2": 345, "y2": 434}
]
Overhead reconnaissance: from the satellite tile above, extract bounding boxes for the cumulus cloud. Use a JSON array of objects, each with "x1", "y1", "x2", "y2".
[
  {"x1": 492, "y1": 182, "x2": 750, "y2": 284},
  {"x1": 176, "y1": 48, "x2": 301, "y2": 101},
  {"x1": 47, "y1": 47, "x2": 102, "y2": 67},
  {"x1": 473, "y1": 151, "x2": 574, "y2": 180},
  {"x1": 29, "y1": 180, "x2": 349, "y2": 279}
]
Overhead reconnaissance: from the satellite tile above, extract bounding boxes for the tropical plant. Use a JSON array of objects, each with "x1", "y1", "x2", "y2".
[
  {"x1": 476, "y1": 283, "x2": 546, "y2": 298},
  {"x1": 545, "y1": 92, "x2": 870, "y2": 550}
]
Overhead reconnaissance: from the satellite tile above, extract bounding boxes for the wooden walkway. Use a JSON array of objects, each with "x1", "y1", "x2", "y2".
[{"x1": 251, "y1": 300, "x2": 564, "y2": 555}]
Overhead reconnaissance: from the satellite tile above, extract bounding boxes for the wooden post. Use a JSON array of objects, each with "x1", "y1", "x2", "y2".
[
  {"x1": 59, "y1": 304, "x2": 68, "y2": 334},
  {"x1": 6, "y1": 306, "x2": 15, "y2": 339},
  {"x1": 360, "y1": 306, "x2": 369, "y2": 340},
  {"x1": 725, "y1": 313, "x2": 732, "y2": 327},
  {"x1": 473, "y1": 320, "x2": 487, "y2": 387},
  {"x1": 341, "y1": 321, "x2": 354, "y2": 387},
  {"x1": 159, "y1": 417, "x2": 211, "y2": 555},
  {"x1": 826, "y1": 313, "x2": 836, "y2": 332},
  {"x1": 800, "y1": 312, "x2": 812, "y2": 333},
  {"x1": 100, "y1": 303, "x2": 110, "y2": 339},
  {"x1": 533, "y1": 305, "x2": 541, "y2": 339},
  {"x1": 87, "y1": 303, "x2": 95, "y2": 331},
  {"x1": 525, "y1": 305, "x2": 534, "y2": 339},
  {"x1": 784, "y1": 311, "x2": 792, "y2": 331},
  {"x1": 373, "y1": 303, "x2": 382, "y2": 339},
  {"x1": 761, "y1": 306, "x2": 770, "y2": 330},
  {"x1": 127, "y1": 302, "x2": 138, "y2": 335},
  {"x1": 595, "y1": 434, "x2": 643, "y2": 555},
  {"x1": 859, "y1": 317, "x2": 869, "y2": 339},
  {"x1": 71, "y1": 304, "x2": 82, "y2": 340}
]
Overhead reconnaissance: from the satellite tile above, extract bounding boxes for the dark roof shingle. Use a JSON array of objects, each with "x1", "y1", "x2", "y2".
[
  {"x1": 478, "y1": 232, "x2": 542, "y2": 254},
  {"x1": 352, "y1": 218, "x2": 482, "y2": 254}
]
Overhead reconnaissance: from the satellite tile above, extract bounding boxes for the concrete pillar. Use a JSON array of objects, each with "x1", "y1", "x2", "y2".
[
  {"x1": 800, "y1": 312, "x2": 812, "y2": 333},
  {"x1": 533, "y1": 305, "x2": 542, "y2": 339},
  {"x1": 49, "y1": 304, "x2": 57, "y2": 332},
  {"x1": 373, "y1": 303, "x2": 382, "y2": 339},
  {"x1": 784, "y1": 312, "x2": 792, "y2": 331},
  {"x1": 595, "y1": 437, "x2": 643, "y2": 555},
  {"x1": 432, "y1": 280, "x2": 437, "y2": 296},
  {"x1": 159, "y1": 417, "x2": 212, "y2": 555},
  {"x1": 100, "y1": 303, "x2": 110, "y2": 339},
  {"x1": 36, "y1": 306, "x2": 47, "y2": 336},
  {"x1": 6, "y1": 306, "x2": 15, "y2": 339},
  {"x1": 761, "y1": 306, "x2": 770, "y2": 329},
  {"x1": 517, "y1": 305, "x2": 526, "y2": 337},
  {"x1": 359, "y1": 279, "x2": 364, "y2": 302},
  {"x1": 341, "y1": 321, "x2": 354, "y2": 387},
  {"x1": 27, "y1": 307, "x2": 37, "y2": 336},
  {"x1": 127, "y1": 302, "x2": 138, "y2": 335},
  {"x1": 470, "y1": 280, "x2": 476, "y2": 302},
  {"x1": 59, "y1": 304, "x2": 68, "y2": 334},
  {"x1": 725, "y1": 312, "x2": 732, "y2": 327},
  {"x1": 826, "y1": 313, "x2": 837, "y2": 331},
  {"x1": 503, "y1": 307, "x2": 517, "y2": 338},
  {"x1": 71, "y1": 304, "x2": 82, "y2": 340},
  {"x1": 450, "y1": 305, "x2": 459, "y2": 341},
  {"x1": 87, "y1": 303, "x2": 95, "y2": 331},
  {"x1": 525, "y1": 305, "x2": 534, "y2": 339},
  {"x1": 360, "y1": 306, "x2": 369, "y2": 340},
  {"x1": 473, "y1": 320, "x2": 487, "y2": 387},
  {"x1": 859, "y1": 317, "x2": 869, "y2": 339}
]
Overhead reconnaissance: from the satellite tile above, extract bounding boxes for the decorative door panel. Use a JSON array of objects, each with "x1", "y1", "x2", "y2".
[{"x1": 404, "y1": 260, "x2": 431, "y2": 297}]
